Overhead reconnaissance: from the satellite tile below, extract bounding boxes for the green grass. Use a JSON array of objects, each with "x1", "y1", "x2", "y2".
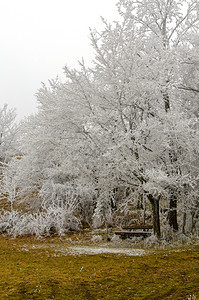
[{"x1": 0, "y1": 234, "x2": 198, "y2": 299}]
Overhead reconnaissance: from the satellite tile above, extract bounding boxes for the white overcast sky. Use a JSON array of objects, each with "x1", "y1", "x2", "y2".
[{"x1": 0, "y1": 0, "x2": 118, "y2": 120}]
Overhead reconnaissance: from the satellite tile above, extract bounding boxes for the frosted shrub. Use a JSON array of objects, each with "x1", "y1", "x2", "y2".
[
  {"x1": 144, "y1": 235, "x2": 159, "y2": 248},
  {"x1": 0, "y1": 210, "x2": 21, "y2": 233},
  {"x1": 39, "y1": 180, "x2": 94, "y2": 227},
  {"x1": 111, "y1": 234, "x2": 121, "y2": 242},
  {"x1": 93, "y1": 192, "x2": 113, "y2": 228},
  {"x1": 8, "y1": 212, "x2": 43, "y2": 237},
  {"x1": 91, "y1": 235, "x2": 103, "y2": 243},
  {"x1": 39, "y1": 204, "x2": 81, "y2": 235},
  {"x1": 0, "y1": 205, "x2": 81, "y2": 237}
]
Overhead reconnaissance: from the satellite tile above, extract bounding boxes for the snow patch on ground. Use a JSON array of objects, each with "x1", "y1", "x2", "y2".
[
  {"x1": 55, "y1": 246, "x2": 146, "y2": 256},
  {"x1": 21, "y1": 243, "x2": 147, "y2": 256}
]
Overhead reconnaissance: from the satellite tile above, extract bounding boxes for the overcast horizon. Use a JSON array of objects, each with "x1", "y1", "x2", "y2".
[{"x1": 0, "y1": 0, "x2": 118, "y2": 120}]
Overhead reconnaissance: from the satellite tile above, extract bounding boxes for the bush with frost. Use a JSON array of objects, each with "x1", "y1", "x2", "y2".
[
  {"x1": 91, "y1": 235, "x2": 103, "y2": 243},
  {"x1": 0, "y1": 204, "x2": 81, "y2": 237},
  {"x1": 0, "y1": 210, "x2": 21, "y2": 234},
  {"x1": 143, "y1": 235, "x2": 159, "y2": 248}
]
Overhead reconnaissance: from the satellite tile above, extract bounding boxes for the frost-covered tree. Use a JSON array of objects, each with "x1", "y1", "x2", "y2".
[
  {"x1": 0, "y1": 104, "x2": 19, "y2": 213},
  {"x1": 112, "y1": 0, "x2": 199, "y2": 233},
  {"x1": 14, "y1": 82, "x2": 98, "y2": 226},
  {"x1": 0, "y1": 104, "x2": 18, "y2": 168},
  {"x1": 0, "y1": 158, "x2": 20, "y2": 211},
  {"x1": 11, "y1": 0, "x2": 199, "y2": 237},
  {"x1": 41, "y1": 0, "x2": 196, "y2": 236}
]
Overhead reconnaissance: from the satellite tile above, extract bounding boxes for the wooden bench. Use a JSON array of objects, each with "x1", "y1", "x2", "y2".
[{"x1": 114, "y1": 225, "x2": 153, "y2": 239}]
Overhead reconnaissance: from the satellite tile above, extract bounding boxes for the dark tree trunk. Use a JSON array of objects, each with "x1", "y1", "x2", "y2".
[
  {"x1": 168, "y1": 191, "x2": 178, "y2": 231},
  {"x1": 147, "y1": 194, "x2": 161, "y2": 238},
  {"x1": 162, "y1": 86, "x2": 179, "y2": 232},
  {"x1": 182, "y1": 211, "x2": 187, "y2": 234},
  {"x1": 182, "y1": 211, "x2": 186, "y2": 234},
  {"x1": 191, "y1": 208, "x2": 199, "y2": 233},
  {"x1": 163, "y1": 90, "x2": 170, "y2": 112}
]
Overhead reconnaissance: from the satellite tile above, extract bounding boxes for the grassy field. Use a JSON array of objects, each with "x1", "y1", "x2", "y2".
[{"x1": 0, "y1": 233, "x2": 198, "y2": 299}]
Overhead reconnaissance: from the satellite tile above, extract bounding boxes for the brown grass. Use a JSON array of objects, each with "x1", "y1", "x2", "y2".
[{"x1": 0, "y1": 234, "x2": 198, "y2": 299}]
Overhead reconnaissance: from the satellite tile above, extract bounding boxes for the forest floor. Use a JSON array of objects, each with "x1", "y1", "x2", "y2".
[{"x1": 0, "y1": 231, "x2": 198, "y2": 299}]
